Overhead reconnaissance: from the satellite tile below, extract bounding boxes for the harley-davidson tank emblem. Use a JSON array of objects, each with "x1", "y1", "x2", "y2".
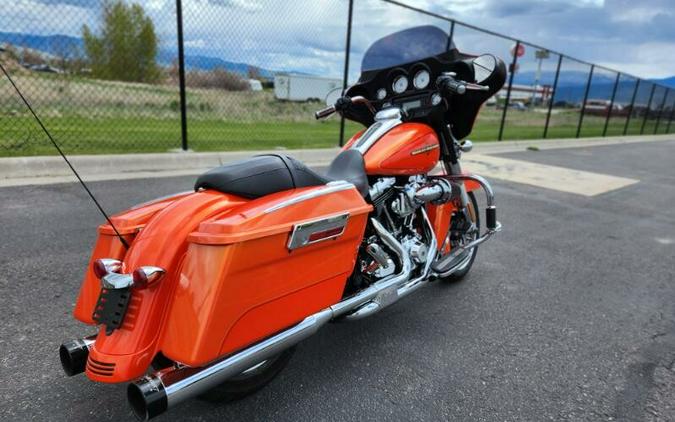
[{"x1": 410, "y1": 144, "x2": 439, "y2": 156}]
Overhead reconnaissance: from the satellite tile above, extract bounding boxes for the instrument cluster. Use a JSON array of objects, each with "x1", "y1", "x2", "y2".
[{"x1": 375, "y1": 63, "x2": 434, "y2": 102}]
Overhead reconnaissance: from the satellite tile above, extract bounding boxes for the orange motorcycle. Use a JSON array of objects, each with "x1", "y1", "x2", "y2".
[{"x1": 59, "y1": 26, "x2": 506, "y2": 420}]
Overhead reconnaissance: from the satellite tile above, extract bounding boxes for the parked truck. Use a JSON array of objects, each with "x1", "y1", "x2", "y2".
[{"x1": 274, "y1": 73, "x2": 342, "y2": 102}]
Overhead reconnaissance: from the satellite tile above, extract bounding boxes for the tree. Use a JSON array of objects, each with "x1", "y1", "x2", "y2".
[{"x1": 82, "y1": 0, "x2": 160, "y2": 83}]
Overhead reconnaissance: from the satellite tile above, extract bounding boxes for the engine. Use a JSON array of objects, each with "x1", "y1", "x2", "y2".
[{"x1": 345, "y1": 175, "x2": 456, "y2": 294}]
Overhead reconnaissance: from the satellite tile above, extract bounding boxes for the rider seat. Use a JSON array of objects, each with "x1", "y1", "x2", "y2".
[{"x1": 194, "y1": 150, "x2": 368, "y2": 199}]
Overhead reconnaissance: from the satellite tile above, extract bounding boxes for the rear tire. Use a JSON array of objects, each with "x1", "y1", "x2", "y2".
[
  {"x1": 440, "y1": 191, "x2": 480, "y2": 283},
  {"x1": 197, "y1": 347, "x2": 296, "y2": 403}
]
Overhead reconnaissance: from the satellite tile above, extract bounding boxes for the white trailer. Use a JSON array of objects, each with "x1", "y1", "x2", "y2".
[{"x1": 274, "y1": 73, "x2": 342, "y2": 102}]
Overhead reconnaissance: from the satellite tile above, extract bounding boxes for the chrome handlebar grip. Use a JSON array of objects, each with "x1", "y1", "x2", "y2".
[
  {"x1": 314, "y1": 105, "x2": 337, "y2": 120},
  {"x1": 315, "y1": 95, "x2": 376, "y2": 120}
]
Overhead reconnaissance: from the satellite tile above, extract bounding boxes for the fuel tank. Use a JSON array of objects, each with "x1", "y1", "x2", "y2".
[{"x1": 362, "y1": 123, "x2": 440, "y2": 176}]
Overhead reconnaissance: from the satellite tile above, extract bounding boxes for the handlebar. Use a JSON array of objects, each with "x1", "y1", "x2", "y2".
[
  {"x1": 316, "y1": 77, "x2": 490, "y2": 120},
  {"x1": 315, "y1": 96, "x2": 375, "y2": 120},
  {"x1": 437, "y1": 74, "x2": 467, "y2": 95},
  {"x1": 437, "y1": 74, "x2": 490, "y2": 96},
  {"x1": 314, "y1": 105, "x2": 336, "y2": 120}
]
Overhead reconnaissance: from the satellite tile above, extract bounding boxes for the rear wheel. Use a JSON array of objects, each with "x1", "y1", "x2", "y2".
[
  {"x1": 197, "y1": 347, "x2": 296, "y2": 403},
  {"x1": 439, "y1": 191, "x2": 480, "y2": 282}
]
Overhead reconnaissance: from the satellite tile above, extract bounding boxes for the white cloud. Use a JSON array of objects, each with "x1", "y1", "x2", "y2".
[{"x1": 1, "y1": 0, "x2": 673, "y2": 79}]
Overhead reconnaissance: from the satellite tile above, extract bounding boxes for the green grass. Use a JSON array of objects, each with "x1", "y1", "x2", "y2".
[
  {"x1": 0, "y1": 114, "x2": 362, "y2": 156},
  {"x1": 2, "y1": 110, "x2": 671, "y2": 157},
  {"x1": 1, "y1": 71, "x2": 672, "y2": 157}
]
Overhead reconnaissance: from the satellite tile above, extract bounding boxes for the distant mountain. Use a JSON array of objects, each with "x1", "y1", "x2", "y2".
[
  {"x1": 512, "y1": 69, "x2": 673, "y2": 104},
  {"x1": 652, "y1": 76, "x2": 675, "y2": 88},
  {"x1": 512, "y1": 70, "x2": 614, "y2": 88},
  {"x1": 0, "y1": 31, "x2": 275, "y2": 80},
  {"x1": 0, "y1": 32, "x2": 83, "y2": 56},
  {"x1": 155, "y1": 50, "x2": 274, "y2": 80}
]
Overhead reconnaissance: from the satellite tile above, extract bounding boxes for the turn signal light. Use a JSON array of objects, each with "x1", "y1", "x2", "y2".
[
  {"x1": 132, "y1": 266, "x2": 165, "y2": 289},
  {"x1": 93, "y1": 259, "x2": 123, "y2": 278}
]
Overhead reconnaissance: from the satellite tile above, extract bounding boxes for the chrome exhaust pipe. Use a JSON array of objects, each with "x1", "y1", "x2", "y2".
[
  {"x1": 128, "y1": 309, "x2": 334, "y2": 420},
  {"x1": 340, "y1": 209, "x2": 437, "y2": 320},
  {"x1": 59, "y1": 335, "x2": 96, "y2": 376},
  {"x1": 330, "y1": 217, "x2": 411, "y2": 321},
  {"x1": 127, "y1": 217, "x2": 420, "y2": 420}
]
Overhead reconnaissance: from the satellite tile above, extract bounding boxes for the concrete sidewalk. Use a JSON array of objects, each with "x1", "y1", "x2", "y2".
[{"x1": 0, "y1": 134, "x2": 671, "y2": 187}]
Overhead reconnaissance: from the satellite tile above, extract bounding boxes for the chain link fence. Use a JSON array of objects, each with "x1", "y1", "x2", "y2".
[{"x1": 0, "y1": 0, "x2": 673, "y2": 157}]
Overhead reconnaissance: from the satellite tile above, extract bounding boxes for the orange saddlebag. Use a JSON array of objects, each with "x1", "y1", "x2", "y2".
[{"x1": 160, "y1": 185, "x2": 372, "y2": 367}]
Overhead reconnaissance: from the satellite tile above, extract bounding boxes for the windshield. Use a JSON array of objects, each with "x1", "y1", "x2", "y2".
[{"x1": 361, "y1": 25, "x2": 453, "y2": 72}]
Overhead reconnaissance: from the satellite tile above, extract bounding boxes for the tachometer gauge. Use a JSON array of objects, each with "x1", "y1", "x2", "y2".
[
  {"x1": 376, "y1": 88, "x2": 387, "y2": 100},
  {"x1": 413, "y1": 69, "x2": 430, "y2": 89},
  {"x1": 392, "y1": 75, "x2": 408, "y2": 94}
]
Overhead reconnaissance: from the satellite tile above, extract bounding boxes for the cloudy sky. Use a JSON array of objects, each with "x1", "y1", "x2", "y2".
[{"x1": 3, "y1": 0, "x2": 674, "y2": 80}]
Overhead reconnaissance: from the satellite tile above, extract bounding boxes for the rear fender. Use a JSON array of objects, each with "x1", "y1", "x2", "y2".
[
  {"x1": 82, "y1": 190, "x2": 246, "y2": 383},
  {"x1": 74, "y1": 191, "x2": 192, "y2": 324}
]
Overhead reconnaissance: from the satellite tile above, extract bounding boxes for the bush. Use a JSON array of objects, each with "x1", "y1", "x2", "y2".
[{"x1": 184, "y1": 68, "x2": 250, "y2": 91}]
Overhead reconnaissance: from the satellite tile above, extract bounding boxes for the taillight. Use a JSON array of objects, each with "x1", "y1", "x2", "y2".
[
  {"x1": 132, "y1": 266, "x2": 165, "y2": 289},
  {"x1": 93, "y1": 259, "x2": 123, "y2": 278}
]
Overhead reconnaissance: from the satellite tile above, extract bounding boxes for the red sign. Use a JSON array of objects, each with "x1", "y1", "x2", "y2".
[{"x1": 510, "y1": 43, "x2": 525, "y2": 58}]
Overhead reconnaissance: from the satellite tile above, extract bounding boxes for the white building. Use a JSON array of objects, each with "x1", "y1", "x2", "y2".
[{"x1": 274, "y1": 73, "x2": 342, "y2": 102}]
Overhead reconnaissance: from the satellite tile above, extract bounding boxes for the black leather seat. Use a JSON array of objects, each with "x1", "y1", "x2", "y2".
[{"x1": 194, "y1": 150, "x2": 368, "y2": 199}]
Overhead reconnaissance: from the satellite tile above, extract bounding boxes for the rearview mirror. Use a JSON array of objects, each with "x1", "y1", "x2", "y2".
[
  {"x1": 472, "y1": 55, "x2": 497, "y2": 84},
  {"x1": 325, "y1": 87, "x2": 343, "y2": 106}
]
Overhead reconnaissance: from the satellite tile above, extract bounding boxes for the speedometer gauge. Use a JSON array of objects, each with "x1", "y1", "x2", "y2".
[
  {"x1": 392, "y1": 75, "x2": 408, "y2": 94},
  {"x1": 413, "y1": 70, "x2": 430, "y2": 89}
]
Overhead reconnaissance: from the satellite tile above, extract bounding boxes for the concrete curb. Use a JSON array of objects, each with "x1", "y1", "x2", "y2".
[{"x1": 0, "y1": 134, "x2": 671, "y2": 187}]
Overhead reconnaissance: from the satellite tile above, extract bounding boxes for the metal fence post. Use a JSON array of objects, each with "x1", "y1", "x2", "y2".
[
  {"x1": 498, "y1": 41, "x2": 520, "y2": 141},
  {"x1": 602, "y1": 72, "x2": 620, "y2": 137},
  {"x1": 338, "y1": 0, "x2": 354, "y2": 147},
  {"x1": 653, "y1": 88, "x2": 669, "y2": 134},
  {"x1": 543, "y1": 54, "x2": 562, "y2": 139},
  {"x1": 623, "y1": 79, "x2": 640, "y2": 135},
  {"x1": 175, "y1": 0, "x2": 188, "y2": 151},
  {"x1": 640, "y1": 84, "x2": 656, "y2": 135},
  {"x1": 576, "y1": 64, "x2": 594, "y2": 138}
]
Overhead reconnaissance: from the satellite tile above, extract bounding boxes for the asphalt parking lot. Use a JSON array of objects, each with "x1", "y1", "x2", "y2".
[{"x1": 1, "y1": 139, "x2": 674, "y2": 421}]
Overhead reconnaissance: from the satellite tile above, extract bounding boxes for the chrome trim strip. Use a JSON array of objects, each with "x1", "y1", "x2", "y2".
[
  {"x1": 374, "y1": 107, "x2": 403, "y2": 121},
  {"x1": 263, "y1": 181, "x2": 355, "y2": 213},
  {"x1": 352, "y1": 113, "x2": 403, "y2": 154},
  {"x1": 287, "y1": 212, "x2": 350, "y2": 250}
]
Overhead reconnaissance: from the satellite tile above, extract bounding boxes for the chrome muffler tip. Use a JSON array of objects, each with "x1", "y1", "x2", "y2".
[
  {"x1": 59, "y1": 336, "x2": 96, "y2": 377},
  {"x1": 127, "y1": 376, "x2": 168, "y2": 421}
]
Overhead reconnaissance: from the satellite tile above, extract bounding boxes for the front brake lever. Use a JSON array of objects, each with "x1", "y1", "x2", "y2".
[{"x1": 464, "y1": 82, "x2": 490, "y2": 92}]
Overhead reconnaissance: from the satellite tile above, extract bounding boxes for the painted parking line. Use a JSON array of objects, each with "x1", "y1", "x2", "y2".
[{"x1": 463, "y1": 154, "x2": 639, "y2": 196}]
